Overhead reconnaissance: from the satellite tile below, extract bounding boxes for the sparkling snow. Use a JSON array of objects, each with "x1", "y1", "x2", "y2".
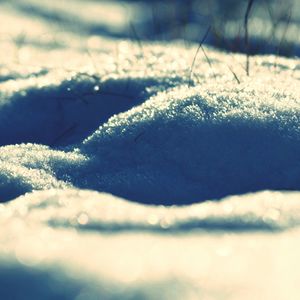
[{"x1": 0, "y1": 0, "x2": 300, "y2": 299}]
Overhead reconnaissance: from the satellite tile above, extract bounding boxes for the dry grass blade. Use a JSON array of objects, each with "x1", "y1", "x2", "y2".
[
  {"x1": 244, "y1": 0, "x2": 255, "y2": 76},
  {"x1": 189, "y1": 26, "x2": 211, "y2": 87},
  {"x1": 200, "y1": 44, "x2": 216, "y2": 80},
  {"x1": 227, "y1": 65, "x2": 241, "y2": 84},
  {"x1": 274, "y1": 8, "x2": 292, "y2": 69},
  {"x1": 129, "y1": 21, "x2": 144, "y2": 59}
]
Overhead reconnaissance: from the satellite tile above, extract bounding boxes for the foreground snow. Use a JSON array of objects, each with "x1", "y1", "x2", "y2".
[{"x1": 1, "y1": 188, "x2": 300, "y2": 300}]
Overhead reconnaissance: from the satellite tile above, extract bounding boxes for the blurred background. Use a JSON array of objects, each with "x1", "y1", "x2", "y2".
[
  {"x1": 122, "y1": 0, "x2": 299, "y2": 57},
  {"x1": 1, "y1": 0, "x2": 299, "y2": 57}
]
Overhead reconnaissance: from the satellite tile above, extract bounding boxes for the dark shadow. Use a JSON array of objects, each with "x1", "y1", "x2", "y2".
[
  {"x1": 0, "y1": 76, "x2": 180, "y2": 147},
  {"x1": 0, "y1": 263, "x2": 83, "y2": 300},
  {"x1": 49, "y1": 220, "x2": 283, "y2": 233}
]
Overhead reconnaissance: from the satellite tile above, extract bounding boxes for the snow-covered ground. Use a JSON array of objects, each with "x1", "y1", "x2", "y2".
[{"x1": 1, "y1": 0, "x2": 300, "y2": 299}]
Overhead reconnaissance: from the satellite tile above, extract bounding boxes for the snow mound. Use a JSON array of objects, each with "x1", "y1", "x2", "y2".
[
  {"x1": 0, "y1": 43, "x2": 300, "y2": 204},
  {"x1": 81, "y1": 80, "x2": 300, "y2": 204}
]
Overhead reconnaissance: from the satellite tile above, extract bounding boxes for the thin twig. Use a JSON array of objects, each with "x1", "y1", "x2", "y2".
[
  {"x1": 244, "y1": 0, "x2": 255, "y2": 76},
  {"x1": 189, "y1": 26, "x2": 211, "y2": 86}
]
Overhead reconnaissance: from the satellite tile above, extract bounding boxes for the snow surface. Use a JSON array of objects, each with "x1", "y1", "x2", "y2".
[
  {"x1": 1, "y1": 42, "x2": 300, "y2": 204},
  {"x1": 2, "y1": 189, "x2": 300, "y2": 300},
  {"x1": 1, "y1": 0, "x2": 300, "y2": 299}
]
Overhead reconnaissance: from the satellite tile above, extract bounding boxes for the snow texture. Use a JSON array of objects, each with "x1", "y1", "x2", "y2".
[
  {"x1": 0, "y1": 0, "x2": 300, "y2": 299},
  {"x1": 1, "y1": 42, "x2": 300, "y2": 204}
]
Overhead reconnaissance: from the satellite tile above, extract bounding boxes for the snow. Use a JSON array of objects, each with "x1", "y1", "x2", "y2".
[
  {"x1": 0, "y1": 0, "x2": 300, "y2": 299},
  {"x1": 1, "y1": 47, "x2": 299, "y2": 204},
  {"x1": 2, "y1": 189, "x2": 300, "y2": 299},
  {"x1": 80, "y1": 78, "x2": 300, "y2": 204}
]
